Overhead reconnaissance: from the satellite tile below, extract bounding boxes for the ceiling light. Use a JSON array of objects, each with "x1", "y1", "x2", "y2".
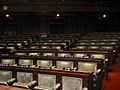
[
  {"x1": 6, "y1": 14, "x2": 10, "y2": 17},
  {"x1": 56, "y1": 13, "x2": 60, "y2": 17},
  {"x1": 103, "y1": 14, "x2": 106, "y2": 18}
]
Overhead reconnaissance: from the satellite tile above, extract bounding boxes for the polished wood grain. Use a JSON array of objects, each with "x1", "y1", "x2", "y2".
[{"x1": 0, "y1": 85, "x2": 30, "y2": 90}]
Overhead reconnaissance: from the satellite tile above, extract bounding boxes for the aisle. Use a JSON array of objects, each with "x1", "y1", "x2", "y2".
[{"x1": 103, "y1": 58, "x2": 120, "y2": 90}]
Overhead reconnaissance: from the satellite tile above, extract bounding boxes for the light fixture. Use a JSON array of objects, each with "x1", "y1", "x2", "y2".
[
  {"x1": 102, "y1": 14, "x2": 106, "y2": 18},
  {"x1": 3, "y1": 5, "x2": 8, "y2": 11},
  {"x1": 5, "y1": 14, "x2": 10, "y2": 17},
  {"x1": 56, "y1": 13, "x2": 60, "y2": 17}
]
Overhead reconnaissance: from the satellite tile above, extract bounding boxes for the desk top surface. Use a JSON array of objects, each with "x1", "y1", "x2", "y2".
[{"x1": 0, "y1": 85, "x2": 30, "y2": 90}]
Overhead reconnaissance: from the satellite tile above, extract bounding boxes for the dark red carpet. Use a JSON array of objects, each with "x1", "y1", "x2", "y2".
[{"x1": 103, "y1": 57, "x2": 120, "y2": 90}]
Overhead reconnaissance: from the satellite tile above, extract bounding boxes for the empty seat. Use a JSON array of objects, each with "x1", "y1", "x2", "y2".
[
  {"x1": 0, "y1": 70, "x2": 16, "y2": 85},
  {"x1": 34, "y1": 73, "x2": 60, "y2": 90},
  {"x1": 74, "y1": 53, "x2": 88, "y2": 58},
  {"x1": 56, "y1": 61, "x2": 73, "y2": 69},
  {"x1": 75, "y1": 46, "x2": 87, "y2": 49},
  {"x1": 15, "y1": 52, "x2": 26, "y2": 56},
  {"x1": 1, "y1": 59, "x2": 15, "y2": 65},
  {"x1": 58, "y1": 53, "x2": 71, "y2": 57},
  {"x1": 78, "y1": 62, "x2": 102, "y2": 90},
  {"x1": 37, "y1": 60, "x2": 52, "y2": 67},
  {"x1": 88, "y1": 46, "x2": 99, "y2": 49},
  {"x1": 52, "y1": 46, "x2": 61, "y2": 50},
  {"x1": 91, "y1": 54, "x2": 105, "y2": 59},
  {"x1": 13, "y1": 72, "x2": 37, "y2": 88},
  {"x1": 62, "y1": 76, "x2": 84, "y2": 90},
  {"x1": 78, "y1": 62, "x2": 97, "y2": 72},
  {"x1": 41, "y1": 46, "x2": 50, "y2": 49},
  {"x1": 18, "y1": 59, "x2": 34, "y2": 67},
  {"x1": 29, "y1": 53, "x2": 40, "y2": 56},
  {"x1": 43, "y1": 53, "x2": 55, "y2": 57}
]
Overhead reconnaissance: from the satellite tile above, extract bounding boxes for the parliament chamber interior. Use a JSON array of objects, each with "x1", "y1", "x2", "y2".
[{"x1": 0, "y1": 0, "x2": 120, "y2": 90}]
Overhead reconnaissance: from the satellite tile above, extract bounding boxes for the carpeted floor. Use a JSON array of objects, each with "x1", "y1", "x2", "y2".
[{"x1": 103, "y1": 57, "x2": 120, "y2": 90}]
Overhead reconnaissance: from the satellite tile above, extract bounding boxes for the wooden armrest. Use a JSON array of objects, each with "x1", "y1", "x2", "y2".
[
  {"x1": 105, "y1": 59, "x2": 109, "y2": 62},
  {"x1": 7, "y1": 78, "x2": 16, "y2": 84},
  {"x1": 94, "y1": 69, "x2": 101, "y2": 75},
  {"x1": 52, "y1": 83, "x2": 61, "y2": 90},
  {"x1": 51, "y1": 66, "x2": 55, "y2": 69},
  {"x1": 83, "y1": 87, "x2": 88, "y2": 90},
  {"x1": 27, "y1": 80, "x2": 37, "y2": 87}
]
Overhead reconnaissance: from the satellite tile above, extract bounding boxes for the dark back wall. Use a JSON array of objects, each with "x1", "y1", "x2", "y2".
[{"x1": 0, "y1": 12, "x2": 120, "y2": 35}]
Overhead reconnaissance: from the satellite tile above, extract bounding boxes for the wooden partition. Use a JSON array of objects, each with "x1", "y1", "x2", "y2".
[
  {"x1": 0, "y1": 55, "x2": 104, "y2": 70},
  {"x1": 13, "y1": 50, "x2": 113, "y2": 64}
]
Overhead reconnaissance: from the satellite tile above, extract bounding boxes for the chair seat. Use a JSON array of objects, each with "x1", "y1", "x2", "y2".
[{"x1": 13, "y1": 82, "x2": 29, "y2": 88}]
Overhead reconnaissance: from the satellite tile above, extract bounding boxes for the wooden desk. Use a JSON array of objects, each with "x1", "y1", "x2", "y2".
[
  {"x1": 0, "y1": 85, "x2": 30, "y2": 90},
  {"x1": 0, "y1": 85, "x2": 11, "y2": 90},
  {"x1": 7, "y1": 87, "x2": 30, "y2": 90}
]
